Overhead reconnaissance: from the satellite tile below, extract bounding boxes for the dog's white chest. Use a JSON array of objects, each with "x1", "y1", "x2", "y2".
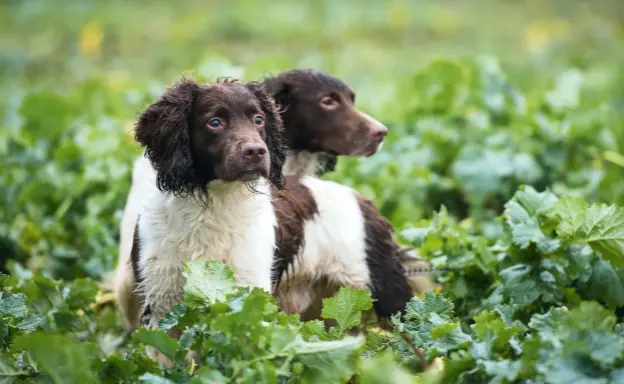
[{"x1": 139, "y1": 181, "x2": 275, "y2": 268}]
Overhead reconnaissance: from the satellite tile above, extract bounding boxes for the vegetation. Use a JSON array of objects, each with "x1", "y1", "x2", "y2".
[{"x1": 1, "y1": 0, "x2": 624, "y2": 382}]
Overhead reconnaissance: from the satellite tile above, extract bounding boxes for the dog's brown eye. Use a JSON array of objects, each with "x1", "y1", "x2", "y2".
[
  {"x1": 320, "y1": 96, "x2": 338, "y2": 109},
  {"x1": 254, "y1": 115, "x2": 264, "y2": 125},
  {"x1": 208, "y1": 118, "x2": 222, "y2": 128}
]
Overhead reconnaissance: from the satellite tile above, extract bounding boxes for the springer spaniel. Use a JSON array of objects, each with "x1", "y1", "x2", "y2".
[
  {"x1": 131, "y1": 78, "x2": 284, "y2": 332},
  {"x1": 115, "y1": 69, "x2": 398, "y2": 330},
  {"x1": 263, "y1": 69, "x2": 388, "y2": 176}
]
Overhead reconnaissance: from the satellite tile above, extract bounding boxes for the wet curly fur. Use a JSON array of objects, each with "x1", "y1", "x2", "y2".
[{"x1": 135, "y1": 77, "x2": 285, "y2": 198}]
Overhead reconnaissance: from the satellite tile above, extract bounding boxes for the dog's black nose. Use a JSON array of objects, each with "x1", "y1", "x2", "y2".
[{"x1": 242, "y1": 143, "x2": 267, "y2": 162}]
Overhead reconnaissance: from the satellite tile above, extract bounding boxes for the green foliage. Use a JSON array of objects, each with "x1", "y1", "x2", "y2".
[
  {"x1": 182, "y1": 260, "x2": 237, "y2": 306},
  {"x1": 396, "y1": 189, "x2": 624, "y2": 381},
  {"x1": 0, "y1": 261, "x2": 381, "y2": 383},
  {"x1": 321, "y1": 287, "x2": 373, "y2": 331},
  {"x1": 3, "y1": 1, "x2": 624, "y2": 382}
]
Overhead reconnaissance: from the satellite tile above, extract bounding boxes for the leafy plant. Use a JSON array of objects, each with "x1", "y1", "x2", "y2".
[{"x1": 3, "y1": 3, "x2": 624, "y2": 381}]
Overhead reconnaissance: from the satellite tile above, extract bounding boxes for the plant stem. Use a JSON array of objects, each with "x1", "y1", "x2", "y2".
[{"x1": 401, "y1": 333, "x2": 429, "y2": 370}]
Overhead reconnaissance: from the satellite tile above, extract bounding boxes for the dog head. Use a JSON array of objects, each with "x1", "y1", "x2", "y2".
[
  {"x1": 264, "y1": 69, "x2": 387, "y2": 157},
  {"x1": 135, "y1": 77, "x2": 285, "y2": 196}
]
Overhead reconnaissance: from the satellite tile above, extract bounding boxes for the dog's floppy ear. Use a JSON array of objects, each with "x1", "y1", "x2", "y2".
[
  {"x1": 135, "y1": 77, "x2": 200, "y2": 196},
  {"x1": 263, "y1": 77, "x2": 291, "y2": 114},
  {"x1": 246, "y1": 81, "x2": 285, "y2": 189}
]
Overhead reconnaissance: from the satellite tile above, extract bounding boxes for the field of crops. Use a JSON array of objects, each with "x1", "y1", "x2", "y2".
[{"x1": 2, "y1": 1, "x2": 624, "y2": 383}]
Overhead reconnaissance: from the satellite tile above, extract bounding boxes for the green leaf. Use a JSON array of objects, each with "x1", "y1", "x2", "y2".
[
  {"x1": 13, "y1": 315, "x2": 41, "y2": 331},
  {"x1": 67, "y1": 278, "x2": 99, "y2": 310},
  {"x1": 0, "y1": 293, "x2": 27, "y2": 318},
  {"x1": 0, "y1": 355, "x2": 26, "y2": 379},
  {"x1": 13, "y1": 333, "x2": 95, "y2": 384},
  {"x1": 411, "y1": 59, "x2": 467, "y2": 112},
  {"x1": 132, "y1": 329, "x2": 178, "y2": 362},
  {"x1": 293, "y1": 335, "x2": 364, "y2": 384},
  {"x1": 578, "y1": 259, "x2": 624, "y2": 308},
  {"x1": 404, "y1": 291, "x2": 455, "y2": 321},
  {"x1": 190, "y1": 367, "x2": 226, "y2": 384},
  {"x1": 321, "y1": 287, "x2": 373, "y2": 330},
  {"x1": 300, "y1": 320, "x2": 328, "y2": 341},
  {"x1": 429, "y1": 321, "x2": 472, "y2": 356},
  {"x1": 582, "y1": 204, "x2": 624, "y2": 267},
  {"x1": 139, "y1": 373, "x2": 176, "y2": 384},
  {"x1": 358, "y1": 352, "x2": 418, "y2": 384},
  {"x1": 504, "y1": 187, "x2": 560, "y2": 253},
  {"x1": 95, "y1": 354, "x2": 140, "y2": 384},
  {"x1": 551, "y1": 197, "x2": 624, "y2": 266},
  {"x1": 544, "y1": 69, "x2": 584, "y2": 111},
  {"x1": 482, "y1": 359, "x2": 520, "y2": 381},
  {"x1": 183, "y1": 260, "x2": 237, "y2": 305},
  {"x1": 158, "y1": 303, "x2": 186, "y2": 330},
  {"x1": 473, "y1": 310, "x2": 522, "y2": 353},
  {"x1": 550, "y1": 196, "x2": 588, "y2": 238}
]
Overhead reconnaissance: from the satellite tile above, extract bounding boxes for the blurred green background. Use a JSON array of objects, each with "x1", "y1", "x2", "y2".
[
  {"x1": 1, "y1": 0, "x2": 623, "y2": 281},
  {"x1": 3, "y1": 0, "x2": 624, "y2": 114}
]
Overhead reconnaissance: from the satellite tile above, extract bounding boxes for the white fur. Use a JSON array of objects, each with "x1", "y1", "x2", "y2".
[
  {"x1": 282, "y1": 151, "x2": 322, "y2": 177},
  {"x1": 115, "y1": 155, "x2": 155, "y2": 329},
  {"x1": 275, "y1": 176, "x2": 371, "y2": 315},
  {"x1": 136, "y1": 178, "x2": 276, "y2": 329}
]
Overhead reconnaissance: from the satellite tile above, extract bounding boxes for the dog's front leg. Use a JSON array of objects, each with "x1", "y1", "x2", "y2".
[{"x1": 139, "y1": 262, "x2": 185, "y2": 368}]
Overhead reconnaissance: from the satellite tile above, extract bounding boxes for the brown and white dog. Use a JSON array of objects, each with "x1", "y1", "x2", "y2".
[
  {"x1": 263, "y1": 69, "x2": 388, "y2": 176},
  {"x1": 117, "y1": 71, "x2": 431, "y2": 333},
  {"x1": 131, "y1": 79, "x2": 284, "y2": 327}
]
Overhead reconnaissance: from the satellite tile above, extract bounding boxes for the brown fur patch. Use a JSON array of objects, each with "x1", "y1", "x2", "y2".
[
  {"x1": 355, "y1": 194, "x2": 413, "y2": 318},
  {"x1": 270, "y1": 175, "x2": 319, "y2": 287}
]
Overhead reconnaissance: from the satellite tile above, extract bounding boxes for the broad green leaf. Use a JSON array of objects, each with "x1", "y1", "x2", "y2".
[
  {"x1": 293, "y1": 335, "x2": 364, "y2": 384},
  {"x1": 472, "y1": 310, "x2": 522, "y2": 353},
  {"x1": 550, "y1": 196, "x2": 587, "y2": 238},
  {"x1": 183, "y1": 260, "x2": 237, "y2": 305},
  {"x1": 499, "y1": 265, "x2": 541, "y2": 306},
  {"x1": 537, "y1": 356, "x2": 607, "y2": 384},
  {"x1": 429, "y1": 322, "x2": 472, "y2": 357},
  {"x1": 404, "y1": 291, "x2": 455, "y2": 321},
  {"x1": 551, "y1": 198, "x2": 624, "y2": 267},
  {"x1": 582, "y1": 204, "x2": 624, "y2": 267},
  {"x1": 504, "y1": 187, "x2": 560, "y2": 253},
  {"x1": 158, "y1": 303, "x2": 186, "y2": 330},
  {"x1": 67, "y1": 278, "x2": 99, "y2": 310},
  {"x1": 132, "y1": 329, "x2": 178, "y2": 362},
  {"x1": 321, "y1": 287, "x2": 373, "y2": 330},
  {"x1": 0, "y1": 355, "x2": 26, "y2": 379},
  {"x1": 358, "y1": 352, "x2": 418, "y2": 384},
  {"x1": 0, "y1": 293, "x2": 27, "y2": 318},
  {"x1": 482, "y1": 359, "x2": 520, "y2": 381},
  {"x1": 578, "y1": 259, "x2": 624, "y2": 308},
  {"x1": 13, "y1": 333, "x2": 95, "y2": 384},
  {"x1": 95, "y1": 354, "x2": 140, "y2": 384},
  {"x1": 300, "y1": 320, "x2": 327, "y2": 341},
  {"x1": 14, "y1": 315, "x2": 41, "y2": 331}
]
